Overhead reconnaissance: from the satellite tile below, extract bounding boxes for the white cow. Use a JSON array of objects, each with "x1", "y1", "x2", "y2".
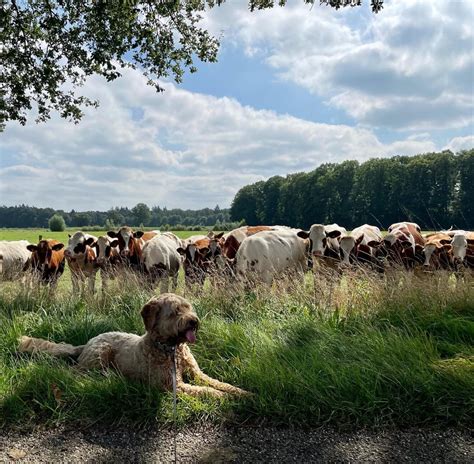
[
  {"x1": 235, "y1": 229, "x2": 306, "y2": 285},
  {"x1": 339, "y1": 224, "x2": 382, "y2": 265},
  {"x1": 65, "y1": 232, "x2": 98, "y2": 293},
  {"x1": 0, "y1": 240, "x2": 31, "y2": 281},
  {"x1": 142, "y1": 234, "x2": 182, "y2": 292}
]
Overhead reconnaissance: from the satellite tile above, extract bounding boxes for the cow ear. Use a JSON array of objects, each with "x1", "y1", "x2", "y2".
[
  {"x1": 26, "y1": 244, "x2": 37, "y2": 252},
  {"x1": 367, "y1": 240, "x2": 381, "y2": 247},
  {"x1": 400, "y1": 240, "x2": 413, "y2": 249},
  {"x1": 439, "y1": 238, "x2": 451, "y2": 245},
  {"x1": 415, "y1": 244, "x2": 424, "y2": 252},
  {"x1": 110, "y1": 239, "x2": 119, "y2": 248},
  {"x1": 442, "y1": 244, "x2": 452, "y2": 252},
  {"x1": 199, "y1": 247, "x2": 210, "y2": 256},
  {"x1": 107, "y1": 231, "x2": 117, "y2": 238},
  {"x1": 355, "y1": 234, "x2": 364, "y2": 246},
  {"x1": 85, "y1": 237, "x2": 96, "y2": 246},
  {"x1": 134, "y1": 231, "x2": 144, "y2": 238},
  {"x1": 141, "y1": 299, "x2": 161, "y2": 332},
  {"x1": 52, "y1": 243, "x2": 64, "y2": 251},
  {"x1": 467, "y1": 239, "x2": 474, "y2": 245},
  {"x1": 177, "y1": 247, "x2": 186, "y2": 256},
  {"x1": 214, "y1": 232, "x2": 224, "y2": 239},
  {"x1": 297, "y1": 230, "x2": 309, "y2": 239},
  {"x1": 326, "y1": 230, "x2": 342, "y2": 239}
]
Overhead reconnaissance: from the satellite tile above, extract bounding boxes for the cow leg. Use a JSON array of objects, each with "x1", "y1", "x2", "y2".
[
  {"x1": 88, "y1": 274, "x2": 96, "y2": 294},
  {"x1": 71, "y1": 274, "x2": 80, "y2": 294}
]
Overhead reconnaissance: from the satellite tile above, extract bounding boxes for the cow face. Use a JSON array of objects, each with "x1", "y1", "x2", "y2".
[
  {"x1": 108, "y1": 227, "x2": 143, "y2": 257},
  {"x1": 339, "y1": 234, "x2": 364, "y2": 265},
  {"x1": 65, "y1": 232, "x2": 96, "y2": 259},
  {"x1": 451, "y1": 234, "x2": 467, "y2": 265},
  {"x1": 95, "y1": 236, "x2": 119, "y2": 266},
  {"x1": 27, "y1": 240, "x2": 64, "y2": 271},
  {"x1": 297, "y1": 225, "x2": 342, "y2": 257}
]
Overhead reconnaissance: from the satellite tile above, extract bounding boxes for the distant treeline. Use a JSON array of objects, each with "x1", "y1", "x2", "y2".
[
  {"x1": 230, "y1": 150, "x2": 474, "y2": 230},
  {"x1": 0, "y1": 203, "x2": 232, "y2": 230}
]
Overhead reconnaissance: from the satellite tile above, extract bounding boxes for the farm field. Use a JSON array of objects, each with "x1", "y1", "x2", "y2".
[
  {"x1": 0, "y1": 244, "x2": 473, "y2": 430},
  {"x1": 0, "y1": 228, "x2": 210, "y2": 243}
]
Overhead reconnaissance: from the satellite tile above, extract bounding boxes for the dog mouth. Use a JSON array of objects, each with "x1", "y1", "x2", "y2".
[{"x1": 179, "y1": 319, "x2": 199, "y2": 344}]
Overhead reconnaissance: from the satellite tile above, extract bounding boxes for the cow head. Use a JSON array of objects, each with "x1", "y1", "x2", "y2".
[
  {"x1": 27, "y1": 240, "x2": 64, "y2": 271},
  {"x1": 95, "y1": 236, "x2": 119, "y2": 266},
  {"x1": 64, "y1": 232, "x2": 96, "y2": 259},
  {"x1": 107, "y1": 227, "x2": 143, "y2": 258},
  {"x1": 297, "y1": 225, "x2": 342, "y2": 257},
  {"x1": 339, "y1": 234, "x2": 365, "y2": 265}
]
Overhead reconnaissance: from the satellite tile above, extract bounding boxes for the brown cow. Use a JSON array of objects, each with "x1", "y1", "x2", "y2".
[
  {"x1": 374, "y1": 222, "x2": 425, "y2": 269},
  {"x1": 26, "y1": 239, "x2": 65, "y2": 288},
  {"x1": 422, "y1": 232, "x2": 453, "y2": 270},
  {"x1": 221, "y1": 226, "x2": 273, "y2": 260}
]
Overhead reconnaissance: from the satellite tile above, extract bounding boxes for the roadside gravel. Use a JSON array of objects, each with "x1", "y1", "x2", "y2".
[{"x1": 1, "y1": 425, "x2": 472, "y2": 463}]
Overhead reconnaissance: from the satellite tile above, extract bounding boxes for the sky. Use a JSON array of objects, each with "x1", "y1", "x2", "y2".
[{"x1": 1, "y1": 0, "x2": 473, "y2": 211}]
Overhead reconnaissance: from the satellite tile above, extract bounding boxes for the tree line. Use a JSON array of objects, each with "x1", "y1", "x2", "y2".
[
  {"x1": 230, "y1": 150, "x2": 474, "y2": 230},
  {"x1": 0, "y1": 203, "x2": 232, "y2": 230}
]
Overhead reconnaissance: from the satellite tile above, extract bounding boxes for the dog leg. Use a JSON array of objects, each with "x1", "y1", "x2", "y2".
[
  {"x1": 180, "y1": 345, "x2": 249, "y2": 396},
  {"x1": 177, "y1": 381, "x2": 225, "y2": 398}
]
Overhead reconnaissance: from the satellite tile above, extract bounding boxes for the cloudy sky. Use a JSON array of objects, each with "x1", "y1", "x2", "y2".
[{"x1": 1, "y1": 0, "x2": 473, "y2": 211}]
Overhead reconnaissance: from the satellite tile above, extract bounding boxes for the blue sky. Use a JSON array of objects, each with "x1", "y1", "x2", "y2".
[{"x1": 1, "y1": 0, "x2": 473, "y2": 210}]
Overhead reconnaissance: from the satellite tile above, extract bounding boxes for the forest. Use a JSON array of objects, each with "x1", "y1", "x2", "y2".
[{"x1": 230, "y1": 150, "x2": 474, "y2": 230}]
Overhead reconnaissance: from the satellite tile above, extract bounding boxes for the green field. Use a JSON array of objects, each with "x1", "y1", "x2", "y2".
[
  {"x1": 0, "y1": 229, "x2": 473, "y2": 430},
  {"x1": 0, "y1": 228, "x2": 210, "y2": 243}
]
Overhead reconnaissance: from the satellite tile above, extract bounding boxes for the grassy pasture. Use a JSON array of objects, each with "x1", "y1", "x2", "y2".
[
  {"x1": 0, "y1": 228, "x2": 209, "y2": 243},
  {"x1": 0, "y1": 228, "x2": 473, "y2": 430}
]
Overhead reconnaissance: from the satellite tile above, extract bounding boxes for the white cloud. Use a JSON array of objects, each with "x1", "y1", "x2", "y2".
[
  {"x1": 204, "y1": 0, "x2": 474, "y2": 130},
  {"x1": 0, "y1": 68, "x2": 438, "y2": 211},
  {"x1": 445, "y1": 135, "x2": 474, "y2": 153}
]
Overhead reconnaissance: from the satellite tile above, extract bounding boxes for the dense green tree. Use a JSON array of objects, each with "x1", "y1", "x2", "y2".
[
  {"x1": 48, "y1": 214, "x2": 66, "y2": 231},
  {"x1": 1, "y1": 0, "x2": 382, "y2": 128},
  {"x1": 131, "y1": 203, "x2": 152, "y2": 227}
]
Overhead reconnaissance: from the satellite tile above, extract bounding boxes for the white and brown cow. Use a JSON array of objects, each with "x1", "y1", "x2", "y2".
[
  {"x1": 107, "y1": 227, "x2": 159, "y2": 271},
  {"x1": 65, "y1": 232, "x2": 98, "y2": 293},
  {"x1": 375, "y1": 222, "x2": 425, "y2": 269},
  {"x1": 422, "y1": 232, "x2": 453, "y2": 270},
  {"x1": 26, "y1": 239, "x2": 65, "y2": 288},
  {"x1": 94, "y1": 235, "x2": 120, "y2": 291},
  {"x1": 338, "y1": 224, "x2": 383, "y2": 270},
  {"x1": 142, "y1": 233, "x2": 182, "y2": 292},
  {"x1": 235, "y1": 229, "x2": 307, "y2": 285},
  {"x1": 0, "y1": 240, "x2": 31, "y2": 281},
  {"x1": 297, "y1": 223, "x2": 346, "y2": 271}
]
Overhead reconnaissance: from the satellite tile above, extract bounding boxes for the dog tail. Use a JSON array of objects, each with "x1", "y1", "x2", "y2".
[{"x1": 18, "y1": 336, "x2": 85, "y2": 358}]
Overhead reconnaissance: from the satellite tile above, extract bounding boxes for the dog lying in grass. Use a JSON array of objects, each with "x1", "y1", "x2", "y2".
[{"x1": 19, "y1": 293, "x2": 248, "y2": 398}]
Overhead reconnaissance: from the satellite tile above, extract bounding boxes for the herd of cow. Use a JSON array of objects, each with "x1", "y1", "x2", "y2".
[{"x1": 0, "y1": 222, "x2": 473, "y2": 293}]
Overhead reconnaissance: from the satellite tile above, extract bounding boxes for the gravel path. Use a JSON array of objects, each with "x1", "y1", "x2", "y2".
[{"x1": 1, "y1": 425, "x2": 472, "y2": 463}]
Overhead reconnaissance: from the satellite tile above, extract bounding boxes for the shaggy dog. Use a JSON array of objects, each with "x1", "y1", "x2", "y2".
[{"x1": 19, "y1": 293, "x2": 248, "y2": 398}]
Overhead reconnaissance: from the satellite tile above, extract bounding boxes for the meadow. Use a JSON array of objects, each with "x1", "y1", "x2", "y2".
[{"x1": 0, "y1": 229, "x2": 473, "y2": 430}]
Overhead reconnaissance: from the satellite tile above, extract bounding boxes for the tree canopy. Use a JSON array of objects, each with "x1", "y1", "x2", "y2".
[
  {"x1": 230, "y1": 149, "x2": 474, "y2": 230},
  {"x1": 1, "y1": 0, "x2": 383, "y2": 129}
]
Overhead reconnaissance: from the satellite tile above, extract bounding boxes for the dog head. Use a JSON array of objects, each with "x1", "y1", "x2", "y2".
[{"x1": 141, "y1": 293, "x2": 199, "y2": 346}]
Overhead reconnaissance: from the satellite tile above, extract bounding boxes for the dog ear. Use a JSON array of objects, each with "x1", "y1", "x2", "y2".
[{"x1": 141, "y1": 299, "x2": 161, "y2": 332}]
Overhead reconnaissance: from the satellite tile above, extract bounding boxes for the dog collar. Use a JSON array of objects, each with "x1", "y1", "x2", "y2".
[{"x1": 153, "y1": 340, "x2": 176, "y2": 355}]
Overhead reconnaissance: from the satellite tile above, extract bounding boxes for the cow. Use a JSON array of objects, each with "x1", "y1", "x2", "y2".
[
  {"x1": 450, "y1": 232, "x2": 474, "y2": 270},
  {"x1": 0, "y1": 240, "x2": 31, "y2": 281},
  {"x1": 94, "y1": 235, "x2": 120, "y2": 291},
  {"x1": 422, "y1": 233, "x2": 453, "y2": 270},
  {"x1": 177, "y1": 232, "x2": 224, "y2": 286},
  {"x1": 374, "y1": 222, "x2": 425, "y2": 269},
  {"x1": 296, "y1": 224, "x2": 346, "y2": 271},
  {"x1": 235, "y1": 229, "x2": 307, "y2": 285},
  {"x1": 106, "y1": 227, "x2": 159, "y2": 270},
  {"x1": 25, "y1": 239, "x2": 65, "y2": 288},
  {"x1": 64, "y1": 232, "x2": 98, "y2": 293},
  {"x1": 221, "y1": 226, "x2": 273, "y2": 260},
  {"x1": 142, "y1": 233, "x2": 182, "y2": 292},
  {"x1": 338, "y1": 224, "x2": 383, "y2": 270}
]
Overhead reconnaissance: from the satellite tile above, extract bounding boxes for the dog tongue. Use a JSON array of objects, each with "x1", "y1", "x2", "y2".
[{"x1": 185, "y1": 329, "x2": 196, "y2": 344}]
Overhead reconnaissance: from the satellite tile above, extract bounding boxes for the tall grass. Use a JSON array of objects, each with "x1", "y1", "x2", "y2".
[{"x1": 0, "y1": 269, "x2": 473, "y2": 429}]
